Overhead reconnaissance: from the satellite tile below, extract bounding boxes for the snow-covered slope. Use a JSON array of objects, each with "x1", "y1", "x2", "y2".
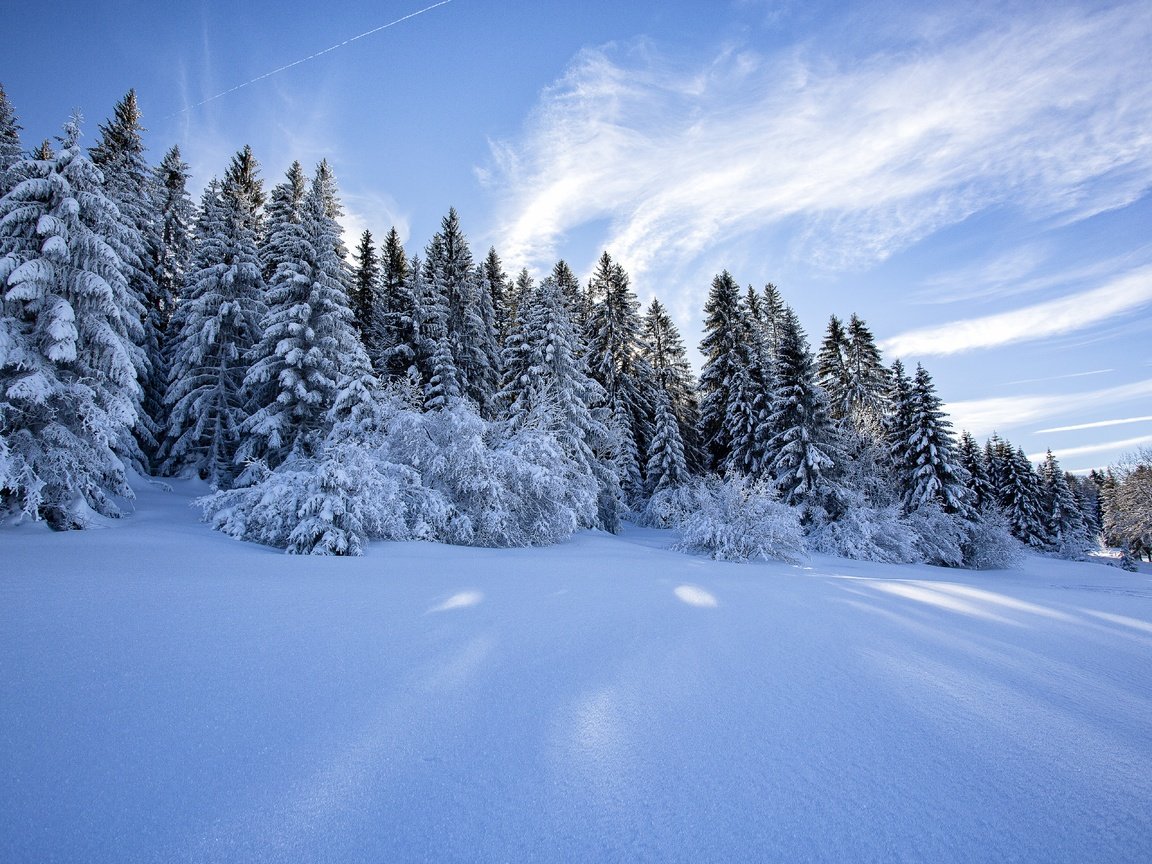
[{"x1": 3, "y1": 479, "x2": 1150, "y2": 862}]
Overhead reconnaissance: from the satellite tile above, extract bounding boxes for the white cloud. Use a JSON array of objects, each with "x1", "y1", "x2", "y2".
[
  {"x1": 1028, "y1": 435, "x2": 1152, "y2": 464},
  {"x1": 484, "y1": 2, "x2": 1152, "y2": 284},
  {"x1": 1036, "y1": 415, "x2": 1152, "y2": 434},
  {"x1": 947, "y1": 378, "x2": 1152, "y2": 439},
  {"x1": 881, "y1": 265, "x2": 1152, "y2": 358}
]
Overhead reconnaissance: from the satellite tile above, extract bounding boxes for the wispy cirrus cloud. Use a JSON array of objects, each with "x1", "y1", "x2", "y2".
[
  {"x1": 881, "y1": 265, "x2": 1152, "y2": 358},
  {"x1": 483, "y1": 2, "x2": 1152, "y2": 281},
  {"x1": 1027, "y1": 435, "x2": 1152, "y2": 465},
  {"x1": 947, "y1": 379, "x2": 1152, "y2": 439},
  {"x1": 1036, "y1": 415, "x2": 1152, "y2": 435}
]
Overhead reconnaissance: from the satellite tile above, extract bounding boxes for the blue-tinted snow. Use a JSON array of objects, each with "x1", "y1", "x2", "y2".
[{"x1": 2, "y1": 478, "x2": 1150, "y2": 862}]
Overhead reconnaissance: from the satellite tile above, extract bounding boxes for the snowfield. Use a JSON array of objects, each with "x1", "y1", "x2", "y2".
[{"x1": 3, "y1": 479, "x2": 1151, "y2": 863}]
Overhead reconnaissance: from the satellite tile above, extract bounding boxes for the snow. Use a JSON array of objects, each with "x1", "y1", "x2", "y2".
[{"x1": 3, "y1": 478, "x2": 1151, "y2": 863}]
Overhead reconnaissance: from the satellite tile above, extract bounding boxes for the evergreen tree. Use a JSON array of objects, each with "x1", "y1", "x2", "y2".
[
  {"x1": 842, "y1": 314, "x2": 889, "y2": 435},
  {"x1": 0, "y1": 83, "x2": 23, "y2": 195},
  {"x1": 1041, "y1": 450, "x2": 1089, "y2": 555},
  {"x1": 161, "y1": 180, "x2": 265, "y2": 485},
  {"x1": 499, "y1": 275, "x2": 619, "y2": 530},
  {"x1": 423, "y1": 209, "x2": 500, "y2": 415},
  {"x1": 259, "y1": 160, "x2": 306, "y2": 283},
  {"x1": 640, "y1": 297, "x2": 700, "y2": 472},
  {"x1": 239, "y1": 167, "x2": 369, "y2": 467},
  {"x1": 958, "y1": 429, "x2": 995, "y2": 511},
  {"x1": 351, "y1": 229, "x2": 379, "y2": 354},
  {"x1": 151, "y1": 145, "x2": 195, "y2": 349},
  {"x1": 0, "y1": 116, "x2": 146, "y2": 524},
  {"x1": 901, "y1": 364, "x2": 972, "y2": 515},
  {"x1": 697, "y1": 270, "x2": 745, "y2": 472},
  {"x1": 884, "y1": 360, "x2": 916, "y2": 494},
  {"x1": 222, "y1": 145, "x2": 264, "y2": 239},
  {"x1": 374, "y1": 227, "x2": 418, "y2": 382},
  {"x1": 584, "y1": 252, "x2": 656, "y2": 502},
  {"x1": 89, "y1": 90, "x2": 163, "y2": 465},
  {"x1": 998, "y1": 445, "x2": 1049, "y2": 548},
  {"x1": 725, "y1": 291, "x2": 773, "y2": 480},
  {"x1": 816, "y1": 315, "x2": 851, "y2": 420},
  {"x1": 552, "y1": 259, "x2": 586, "y2": 326},
  {"x1": 646, "y1": 387, "x2": 689, "y2": 493},
  {"x1": 760, "y1": 283, "x2": 789, "y2": 358},
  {"x1": 767, "y1": 314, "x2": 843, "y2": 519},
  {"x1": 480, "y1": 247, "x2": 511, "y2": 342}
]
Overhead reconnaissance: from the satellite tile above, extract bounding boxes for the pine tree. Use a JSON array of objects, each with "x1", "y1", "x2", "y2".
[
  {"x1": 239, "y1": 167, "x2": 369, "y2": 467},
  {"x1": 374, "y1": 227, "x2": 417, "y2": 382},
  {"x1": 1041, "y1": 450, "x2": 1089, "y2": 555},
  {"x1": 480, "y1": 247, "x2": 511, "y2": 342},
  {"x1": 161, "y1": 180, "x2": 265, "y2": 485},
  {"x1": 0, "y1": 116, "x2": 146, "y2": 524},
  {"x1": 499, "y1": 275, "x2": 619, "y2": 530},
  {"x1": 222, "y1": 145, "x2": 264, "y2": 240},
  {"x1": 842, "y1": 314, "x2": 889, "y2": 436},
  {"x1": 423, "y1": 209, "x2": 500, "y2": 415},
  {"x1": 998, "y1": 445, "x2": 1049, "y2": 548},
  {"x1": 551, "y1": 259, "x2": 586, "y2": 327},
  {"x1": 697, "y1": 270, "x2": 745, "y2": 471},
  {"x1": 725, "y1": 291, "x2": 773, "y2": 480},
  {"x1": 885, "y1": 360, "x2": 916, "y2": 495},
  {"x1": 0, "y1": 83, "x2": 23, "y2": 195},
  {"x1": 640, "y1": 297, "x2": 700, "y2": 472},
  {"x1": 957, "y1": 430, "x2": 995, "y2": 511},
  {"x1": 151, "y1": 146, "x2": 195, "y2": 349},
  {"x1": 351, "y1": 229, "x2": 379, "y2": 354},
  {"x1": 260, "y1": 160, "x2": 306, "y2": 284},
  {"x1": 816, "y1": 315, "x2": 851, "y2": 420},
  {"x1": 646, "y1": 387, "x2": 689, "y2": 493},
  {"x1": 901, "y1": 364, "x2": 972, "y2": 515},
  {"x1": 584, "y1": 252, "x2": 656, "y2": 502},
  {"x1": 89, "y1": 90, "x2": 163, "y2": 465},
  {"x1": 766, "y1": 313, "x2": 843, "y2": 519}
]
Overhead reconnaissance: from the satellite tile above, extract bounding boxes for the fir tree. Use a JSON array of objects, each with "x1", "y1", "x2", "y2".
[
  {"x1": 222, "y1": 145, "x2": 264, "y2": 239},
  {"x1": 351, "y1": 229, "x2": 379, "y2": 354},
  {"x1": 552, "y1": 259, "x2": 586, "y2": 327},
  {"x1": 724, "y1": 291, "x2": 773, "y2": 480},
  {"x1": 0, "y1": 83, "x2": 23, "y2": 195},
  {"x1": 697, "y1": 270, "x2": 745, "y2": 471},
  {"x1": 151, "y1": 145, "x2": 195, "y2": 346},
  {"x1": 89, "y1": 90, "x2": 163, "y2": 465},
  {"x1": 374, "y1": 226, "x2": 417, "y2": 382},
  {"x1": 646, "y1": 387, "x2": 689, "y2": 493},
  {"x1": 901, "y1": 364, "x2": 972, "y2": 515},
  {"x1": 0, "y1": 116, "x2": 146, "y2": 524},
  {"x1": 161, "y1": 180, "x2": 265, "y2": 485},
  {"x1": 766, "y1": 312, "x2": 843, "y2": 520},
  {"x1": 842, "y1": 314, "x2": 889, "y2": 435},
  {"x1": 640, "y1": 297, "x2": 700, "y2": 472},
  {"x1": 239, "y1": 168, "x2": 369, "y2": 467},
  {"x1": 1041, "y1": 450, "x2": 1089, "y2": 555},
  {"x1": 260, "y1": 160, "x2": 306, "y2": 284},
  {"x1": 480, "y1": 247, "x2": 511, "y2": 342},
  {"x1": 998, "y1": 445, "x2": 1049, "y2": 548},
  {"x1": 816, "y1": 315, "x2": 851, "y2": 420},
  {"x1": 958, "y1": 429, "x2": 995, "y2": 511},
  {"x1": 584, "y1": 252, "x2": 656, "y2": 502}
]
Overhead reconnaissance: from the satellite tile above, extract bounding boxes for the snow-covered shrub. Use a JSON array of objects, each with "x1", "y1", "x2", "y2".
[
  {"x1": 674, "y1": 475, "x2": 805, "y2": 563},
  {"x1": 960, "y1": 508, "x2": 1025, "y2": 570},
  {"x1": 904, "y1": 503, "x2": 967, "y2": 567},
  {"x1": 807, "y1": 493, "x2": 917, "y2": 563},
  {"x1": 637, "y1": 482, "x2": 707, "y2": 528}
]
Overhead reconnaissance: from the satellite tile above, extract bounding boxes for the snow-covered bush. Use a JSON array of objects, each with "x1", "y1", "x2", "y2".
[
  {"x1": 904, "y1": 503, "x2": 967, "y2": 567},
  {"x1": 637, "y1": 482, "x2": 707, "y2": 528},
  {"x1": 674, "y1": 475, "x2": 805, "y2": 563},
  {"x1": 960, "y1": 508, "x2": 1025, "y2": 570},
  {"x1": 807, "y1": 493, "x2": 917, "y2": 563}
]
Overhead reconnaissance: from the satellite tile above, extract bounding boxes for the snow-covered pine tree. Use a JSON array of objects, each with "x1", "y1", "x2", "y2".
[
  {"x1": 697, "y1": 270, "x2": 745, "y2": 472},
  {"x1": 89, "y1": 90, "x2": 164, "y2": 466},
  {"x1": 239, "y1": 166, "x2": 370, "y2": 468},
  {"x1": 957, "y1": 429, "x2": 995, "y2": 511},
  {"x1": 1040, "y1": 450, "x2": 1089, "y2": 556},
  {"x1": 584, "y1": 252, "x2": 657, "y2": 503},
  {"x1": 842, "y1": 314, "x2": 889, "y2": 436},
  {"x1": 152, "y1": 146, "x2": 195, "y2": 353},
  {"x1": 508, "y1": 269, "x2": 533, "y2": 339},
  {"x1": 161, "y1": 180, "x2": 266, "y2": 485},
  {"x1": 816, "y1": 315, "x2": 851, "y2": 420},
  {"x1": 884, "y1": 360, "x2": 916, "y2": 495},
  {"x1": 999, "y1": 445, "x2": 1049, "y2": 548},
  {"x1": 498, "y1": 274, "x2": 619, "y2": 530},
  {"x1": 760, "y1": 282, "x2": 789, "y2": 359},
  {"x1": 767, "y1": 312, "x2": 844, "y2": 520},
  {"x1": 479, "y1": 247, "x2": 511, "y2": 343},
  {"x1": 373, "y1": 227, "x2": 418, "y2": 382},
  {"x1": 552, "y1": 259, "x2": 587, "y2": 328},
  {"x1": 901, "y1": 364, "x2": 972, "y2": 515},
  {"x1": 646, "y1": 387, "x2": 689, "y2": 493},
  {"x1": 0, "y1": 116, "x2": 146, "y2": 525},
  {"x1": 259, "y1": 160, "x2": 306, "y2": 284},
  {"x1": 640, "y1": 297, "x2": 700, "y2": 473},
  {"x1": 724, "y1": 290, "x2": 773, "y2": 480},
  {"x1": 222, "y1": 145, "x2": 264, "y2": 241},
  {"x1": 423, "y1": 209, "x2": 500, "y2": 415},
  {"x1": 0, "y1": 83, "x2": 23, "y2": 196},
  {"x1": 351, "y1": 229, "x2": 379, "y2": 356}
]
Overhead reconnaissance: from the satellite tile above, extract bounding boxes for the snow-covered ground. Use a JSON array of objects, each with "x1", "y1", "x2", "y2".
[{"x1": 3, "y1": 479, "x2": 1150, "y2": 863}]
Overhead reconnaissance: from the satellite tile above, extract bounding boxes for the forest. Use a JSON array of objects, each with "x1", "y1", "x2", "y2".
[{"x1": 1, "y1": 87, "x2": 1147, "y2": 564}]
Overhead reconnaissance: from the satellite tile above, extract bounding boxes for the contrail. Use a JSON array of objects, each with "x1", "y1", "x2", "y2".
[{"x1": 171, "y1": 0, "x2": 454, "y2": 116}]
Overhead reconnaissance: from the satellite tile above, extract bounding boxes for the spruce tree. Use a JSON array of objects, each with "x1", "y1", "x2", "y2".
[
  {"x1": 998, "y1": 445, "x2": 1049, "y2": 548},
  {"x1": 902, "y1": 364, "x2": 972, "y2": 515},
  {"x1": 842, "y1": 314, "x2": 889, "y2": 436},
  {"x1": 766, "y1": 312, "x2": 843, "y2": 519},
  {"x1": 239, "y1": 167, "x2": 369, "y2": 467},
  {"x1": 640, "y1": 297, "x2": 700, "y2": 472},
  {"x1": 816, "y1": 315, "x2": 851, "y2": 420},
  {"x1": 584, "y1": 252, "x2": 656, "y2": 502},
  {"x1": 351, "y1": 229, "x2": 379, "y2": 354},
  {"x1": 0, "y1": 83, "x2": 23, "y2": 195},
  {"x1": 161, "y1": 180, "x2": 265, "y2": 485},
  {"x1": 697, "y1": 270, "x2": 745, "y2": 472},
  {"x1": 222, "y1": 145, "x2": 264, "y2": 240},
  {"x1": 260, "y1": 160, "x2": 306, "y2": 283},
  {"x1": 480, "y1": 247, "x2": 511, "y2": 342},
  {"x1": 958, "y1": 429, "x2": 995, "y2": 511},
  {"x1": 646, "y1": 387, "x2": 690, "y2": 493},
  {"x1": 152, "y1": 146, "x2": 195, "y2": 351},
  {"x1": 89, "y1": 90, "x2": 163, "y2": 465},
  {"x1": 374, "y1": 226, "x2": 417, "y2": 382},
  {"x1": 1041, "y1": 450, "x2": 1088, "y2": 555},
  {"x1": 725, "y1": 291, "x2": 773, "y2": 479},
  {"x1": 552, "y1": 259, "x2": 586, "y2": 327},
  {"x1": 0, "y1": 116, "x2": 146, "y2": 524}
]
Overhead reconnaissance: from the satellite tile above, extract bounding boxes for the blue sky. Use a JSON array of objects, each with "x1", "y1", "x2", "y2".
[{"x1": 5, "y1": 0, "x2": 1151, "y2": 471}]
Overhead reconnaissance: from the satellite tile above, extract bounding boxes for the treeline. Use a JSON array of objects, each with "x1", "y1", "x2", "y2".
[{"x1": 0, "y1": 87, "x2": 1128, "y2": 564}]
